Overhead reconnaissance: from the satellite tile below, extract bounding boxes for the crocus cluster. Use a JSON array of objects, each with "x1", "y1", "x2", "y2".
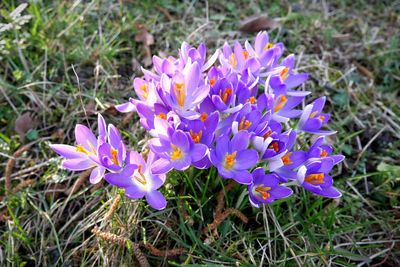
[{"x1": 51, "y1": 31, "x2": 344, "y2": 210}]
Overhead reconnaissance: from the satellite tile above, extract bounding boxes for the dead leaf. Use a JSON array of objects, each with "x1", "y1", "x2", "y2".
[
  {"x1": 134, "y1": 23, "x2": 154, "y2": 67},
  {"x1": 239, "y1": 14, "x2": 280, "y2": 33},
  {"x1": 354, "y1": 62, "x2": 374, "y2": 80},
  {"x1": 104, "y1": 105, "x2": 119, "y2": 116},
  {"x1": 15, "y1": 113, "x2": 35, "y2": 141}
]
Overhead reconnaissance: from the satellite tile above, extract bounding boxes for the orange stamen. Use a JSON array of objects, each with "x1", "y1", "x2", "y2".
[
  {"x1": 223, "y1": 151, "x2": 237, "y2": 170},
  {"x1": 247, "y1": 96, "x2": 257, "y2": 104},
  {"x1": 190, "y1": 130, "x2": 203, "y2": 143},
  {"x1": 243, "y1": 50, "x2": 249, "y2": 60},
  {"x1": 263, "y1": 42, "x2": 274, "y2": 51},
  {"x1": 171, "y1": 144, "x2": 184, "y2": 161},
  {"x1": 173, "y1": 83, "x2": 185, "y2": 107},
  {"x1": 76, "y1": 144, "x2": 90, "y2": 155},
  {"x1": 140, "y1": 84, "x2": 148, "y2": 99},
  {"x1": 238, "y1": 117, "x2": 252, "y2": 131},
  {"x1": 110, "y1": 148, "x2": 119, "y2": 165},
  {"x1": 318, "y1": 115, "x2": 325, "y2": 121},
  {"x1": 157, "y1": 112, "x2": 167, "y2": 120},
  {"x1": 305, "y1": 173, "x2": 324, "y2": 185},
  {"x1": 279, "y1": 67, "x2": 289, "y2": 81},
  {"x1": 320, "y1": 150, "x2": 328, "y2": 157},
  {"x1": 134, "y1": 165, "x2": 147, "y2": 185},
  {"x1": 309, "y1": 111, "x2": 318, "y2": 118},
  {"x1": 281, "y1": 152, "x2": 293, "y2": 165},
  {"x1": 229, "y1": 53, "x2": 237, "y2": 67},
  {"x1": 263, "y1": 129, "x2": 273, "y2": 139},
  {"x1": 273, "y1": 94, "x2": 287, "y2": 112},
  {"x1": 200, "y1": 112, "x2": 208, "y2": 122},
  {"x1": 219, "y1": 88, "x2": 232, "y2": 104},
  {"x1": 268, "y1": 141, "x2": 280, "y2": 152},
  {"x1": 255, "y1": 184, "x2": 271, "y2": 200},
  {"x1": 210, "y1": 77, "x2": 216, "y2": 87}
]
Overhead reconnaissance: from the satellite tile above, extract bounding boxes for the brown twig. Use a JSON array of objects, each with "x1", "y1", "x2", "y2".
[
  {"x1": 65, "y1": 169, "x2": 92, "y2": 195},
  {"x1": 215, "y1": 180, "x2": 235, "y2": 216},
  {"x1": 156, "y1": 6, "x2": 174, "y2": 21},
  {"x1": 91, "y1": 227, "x2": 150, "y2": 267},
  {"x1": 12, "y1": 179, "x2": 35, "y2": 193},
  {"x1": 142, "y1": 243, "x2": 186, "y2": 258},
  {"x1": 103, "y1": 194, "x2": 122, "y2": 221},
  {"x1": 118, "y1": 112, "x2": 135, "y2": 128},
  {"x1": 4, "y1": 141, "x2": 36, "y2": 195},
  {"x1": 202, "y1": 208, "x2": 248, "y2": 234}
]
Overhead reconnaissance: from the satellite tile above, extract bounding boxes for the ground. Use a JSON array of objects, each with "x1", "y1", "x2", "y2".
[{"x1": 0, "y1": 0, "x2": 399, "y2": 266}]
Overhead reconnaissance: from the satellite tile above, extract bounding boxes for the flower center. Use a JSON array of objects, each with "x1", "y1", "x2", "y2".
[
  {"x1": 263, "y1": 129, "x2": 273, "y2": 139},
  {"x1": 140, "y1": 84, "x2": 148, "y2": 99},
  {"x1": 229, "y1": 53, "x2": 237, "y2": 67},
  {"x1": 209, "y1": 77, "x2": 216, "y2": 87},
  {"x1": 171, "y1": 144, "x2": 184, "y2": 161},
  {"x1": 255, "y1": 184, "x2": 271, "y2": 200},
  {"x1": 310, "y1": 111, "x2": 325, "y2": 121},
  {"x1": 279, "y1": 67, "x2": 289, "y2": 81},
  {"x1": 305, "y1": 173, "x2": 325, "y2": 185},
  {"x1": 281, "y1": 152, "x2": 293, "y2": 165},
  {"x1": 134, "y1": 165, "x2": 147, "y2": 185},
  {"x1": 200, "y1": 112, "x2": 208, "y2": 122},
  {"x1": 190, "y1": 130, "x2": 203, "y2": 143},
  {"x1": 219, "y1": 88, "x2": 232, "y2": 104},
  {"x1": 320, "y1": 150, "x2": 328, "y2": 157},
  {"x1": 110, "y1": 148, "x2": 119, "y2": 165},
  {"x1": 173, "y1": 82, "x2": 185, "y2": 107},
  {"x1": 268, "y1": 141, "x2": 280, "y2": 152},
  {"x1": 157, "y1": 112, "x2": 167, "y2": 120},
  {"x1": 247, "y1": 96, "x2": 257, "y2": 104},
  {"x1": 263, "y1": 42, "x2": 274, "y2": 51},
  {"x1": 273, "y1": 94, "x2": 287, "y2": 112},
  {"x1": 223, "y1": 151, "x2": 237, "y2": 170},
  {"x1": 238, "y1": 117, "x2": 252, "y2": 131},
  {"x1": 243, "y1": 50, "x2": 249, "y2": 60}
]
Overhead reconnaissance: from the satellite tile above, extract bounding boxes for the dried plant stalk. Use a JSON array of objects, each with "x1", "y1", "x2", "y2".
[
  {"x1": 202, "y1": 208, "x2": 248, "y2": 234},
  {"x1": 103, "y1": 194, "x2": 121, "y2": 221},
  {"x1": 12, "y1": 179, "x2": 35, "y2": 193},
  {"x1": 143, "y1": 243, "x2": 186, "y2": 258},
  {"x1": 215, "y1": 180, "x2": 236, "y2": 215},
  {"x1": 66, "y1": 168, "x2": 92, "y2": 195},
  {"x1": 91, "y1": 227, "x2": 150, "y2": 267}
]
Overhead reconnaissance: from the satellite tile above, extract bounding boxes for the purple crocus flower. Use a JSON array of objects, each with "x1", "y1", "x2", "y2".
[
  {"x1": 159, "y1": 61, "x2": 210, "y2": 118},
  {"x1": 149, "y1": 129, "x2": 207, "y2": 174},
  {"x1": 296, "y1": 158, "x2": 341, "y2": 198},
  {"x1": 210, "y1": 131, "x2": 258, "y2": 185},
  {"x1": 308, "y1": 136, "x2": 345, "y2": 164},
  {"x1": 231, "y1": 103, "x2": 270, "y2": 136},
  {"x1": 50, "y1": 114, "x2": 107, "y2": 184},
  {"x1": 97, "y1": 124, "x2": 126, "y2": 172},
  {"x1": 248, "y1": 168, "x2": 293, "y2": 207},
  {"x1": 298, "y1": 97, "x2": 336, "y2": 135},
  {"x1": 219, "y1": 42, "x2": 260, "y2": 74},
  {"x1": 209, "y1": 73, "x2": 243, "y2": 113},
  {"x1": 105, "y1": 151, "x2": 167, "y2": 210}
]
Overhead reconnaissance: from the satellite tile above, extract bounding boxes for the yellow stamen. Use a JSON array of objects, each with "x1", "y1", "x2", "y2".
[
  {"x1": 268, "y1": 141, "x2": 280, "y2": 152},
  {"x1": 309, "y1": 111, "x2": 318, "y2": 118},
  {"x1": 320, "y1": 150, "x2": 328, "y2": 157},
  {"x1": 210, "y1": 77, "x2": 216, "y2": 87},
  {"x1": 76, "y1": 144, "x2": 90, "y2": 155},
  {"x1": 229, "y1": 53, "x2": 237, "y2": 67},
  {"x1": 173, "y1": 83, "x2": 185, "y2": 107},
  {"x1": 279, "y1": 67, "x2": 289, "y2": 81},
  {"x1": 223, "y1": 151, "x2": 237, "y2": 170},
  {"x1": 238, "y1": 117, "x2": 252, "y2": 131},
  {"x1": 171, "y1": 144, "x2": 184, "y2": 161},
  {"x1": 305, "y1": 173, "x2": 324, "y2": 185},
  {"x1": 263, "y1": 42, "x2": 274, "y2": 51},
  {"x1": 110, "y1": 148, "x2": 119, "y2": 165},
  {"x1": 247, "y1": 96, "x2": 257, "y2": 104},
  {"x1": 273, "y1": 94, "x2": 287, "y2": 112},
  {"x1": 281, "y1": 152, "x2": 293, "y2": 165},
  {"x1": 157, "y1": 112, "x2": 167, "y2": 120},
  {"x1": 263, "y1": 129, "x2": 273, "y2": 139},
  {"x1": 200, "y1": 112, "x2": 208, "y2": 122},
  {"x1": 219, "y1": 88, "x2": 232, "y2": 104},
  {"x1": 243, "y1": 50, "x2": 249, "y2": 60},
  {"x1": 134, "y1": 165, "x2": 147, "y2": 185},
  {"x1": 190, "y1": 130, "x2": 203, "y2": 143},
  {"x1": 140, "y1": 84, "x2": 149, "y2": 100},
  {"x1": 255, "y1": 184, "x2": 271, "y2": 200}
]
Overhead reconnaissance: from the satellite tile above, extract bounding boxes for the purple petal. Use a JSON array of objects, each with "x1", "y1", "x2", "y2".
[
  {"x1": 235, "y1": 149, "x2": 258, "y2": 170},
  {"x1": 231, "y1": 131, "x2": 250, "y2": 152},
  {"x1": 108, "y1": 124, "x2": 122, "y2": 148},
  {"x1": 125, "y1": 186, "x2": 146, "y2": 199},
  {"x1": 63, "y1": 158, "x2": 94, "y2": 171},
  {"x1": 145, "y1": 190, "x2": 167, "y2": 210},
  {"x1": 151, "y1": 158, "x2": 173, "y2": 174},
  {"x1": 232, "y1": 170, "x2": 252, "y2": 185},
  {"x1": 75, "y1": 124, "x2": 97, "y2": 152},
  {"x1": 89, "y1": 166, "x2": 105, "y2": 184},
  {"x1": 271, "y1": 186, "x2": 293, "y2": 199},
  {"x1": 50, "y1": 144, "x2": 84, "y2": 159},
  {"x1": 191, "y1": 143, "x2": 207, "y2": 162}
]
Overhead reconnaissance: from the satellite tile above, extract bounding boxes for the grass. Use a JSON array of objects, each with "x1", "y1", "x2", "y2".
[{"x1": 1, "y1": 0, "x2": 399, "y2": 266}]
